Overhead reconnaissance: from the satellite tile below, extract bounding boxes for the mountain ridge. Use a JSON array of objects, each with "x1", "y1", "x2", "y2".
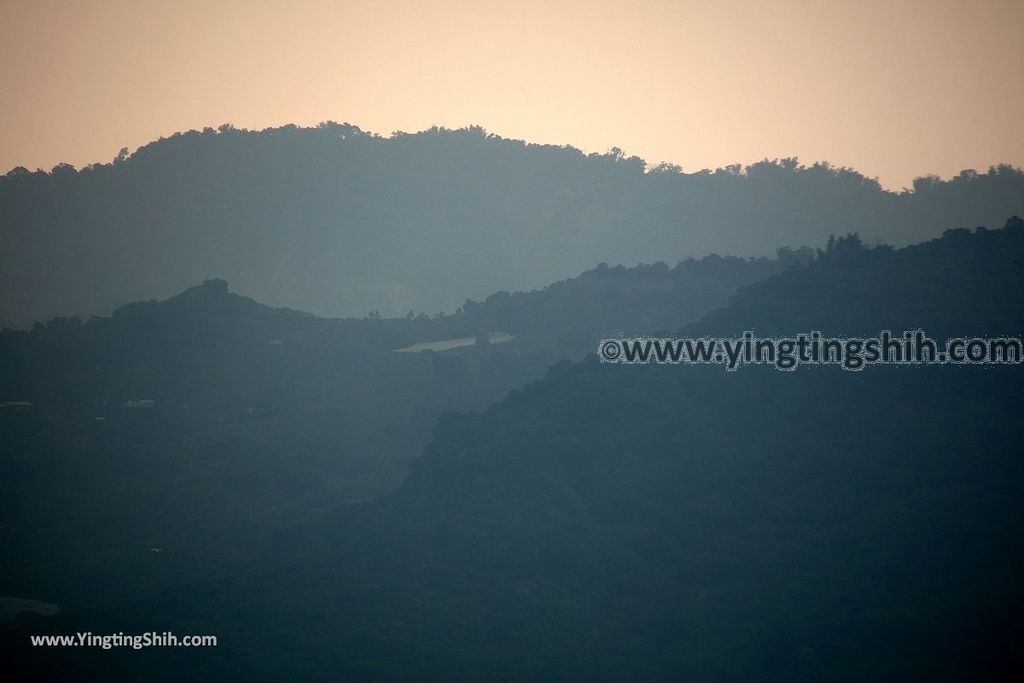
[
  {"x1": 9, "y1": 218, "x2": 1020, "y2": 681},
  {"x1": 3, "y1": 123, "x2": 1022, "y2": 328}
]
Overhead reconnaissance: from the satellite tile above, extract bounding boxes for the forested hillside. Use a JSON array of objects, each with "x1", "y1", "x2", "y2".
[
  {"x1": 8, "y1": 219, "x2": 1022, "y2": 681},
  {"x1": 0, "y1": 252, "x2": 779, "y2": 624},
  {"x1": 2, "y1": 123, "x2": 1021, "y2": 327}
]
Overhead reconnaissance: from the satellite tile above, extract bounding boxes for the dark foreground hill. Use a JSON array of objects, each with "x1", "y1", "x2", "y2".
[
  {"x1": 9, "y1": 219, "x2": 1023, "y2": 681},
  {"x1": 0, "y1": 252, "x2": 780, "y2": 618},
  {"x1": 2, "y1": 123, "x2": 1023, "y2": 327}
]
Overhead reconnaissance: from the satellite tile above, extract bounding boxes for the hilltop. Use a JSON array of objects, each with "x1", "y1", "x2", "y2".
[{"x1": 2, "y1": 124, "x2": 1021, "y2": 327}]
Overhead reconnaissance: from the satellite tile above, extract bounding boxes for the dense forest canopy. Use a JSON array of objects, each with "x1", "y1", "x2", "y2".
[{"x1": 2, "y1": 123, "x2": 1021, "y2": 328}]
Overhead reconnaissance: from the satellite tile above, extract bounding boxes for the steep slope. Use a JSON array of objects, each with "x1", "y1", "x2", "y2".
[
  {"x1": 39, "y1": 218, "x2": 1022, "y2": 682},
  {"x1": 0, "y1": 254, "x2": 779, "y2": 613}
]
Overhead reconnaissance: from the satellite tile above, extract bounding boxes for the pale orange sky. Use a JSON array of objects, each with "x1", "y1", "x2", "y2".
[{"x1": 1, "y1": 0, "x2": 1021, "y2": 189}]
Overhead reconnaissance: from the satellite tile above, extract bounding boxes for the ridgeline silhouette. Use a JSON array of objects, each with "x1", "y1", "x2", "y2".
[{"x1": 2, "y1": 123, "x2": 1022, "y2": 328}]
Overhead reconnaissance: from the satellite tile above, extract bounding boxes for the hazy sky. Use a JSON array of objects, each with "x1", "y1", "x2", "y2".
[{"x1": 1, "y1": 0, "x2": 1021, "y2": 189}]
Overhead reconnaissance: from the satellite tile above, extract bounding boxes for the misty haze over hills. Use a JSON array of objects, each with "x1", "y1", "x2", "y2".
[
  {"x1": 3, "y1": 0, "x2": 1023, "y2": 677},
  {"x1": 2, "y1": 123, "x2": 1022, "y2": 328},
  {"x1": 2, "y1": 113, "x2": 1023, "y2": 683},
  {"x1": 0, "y1": 254, "x2": 783, "y2": 608},
  {"x1": 4, "y1": 220, "x2": 1021, "y2": 681}
]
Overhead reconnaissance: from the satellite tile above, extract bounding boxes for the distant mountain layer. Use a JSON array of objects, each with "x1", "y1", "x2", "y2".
[{"x1": 2, "y1": 123, "x2": 1022, "y2": 327}]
